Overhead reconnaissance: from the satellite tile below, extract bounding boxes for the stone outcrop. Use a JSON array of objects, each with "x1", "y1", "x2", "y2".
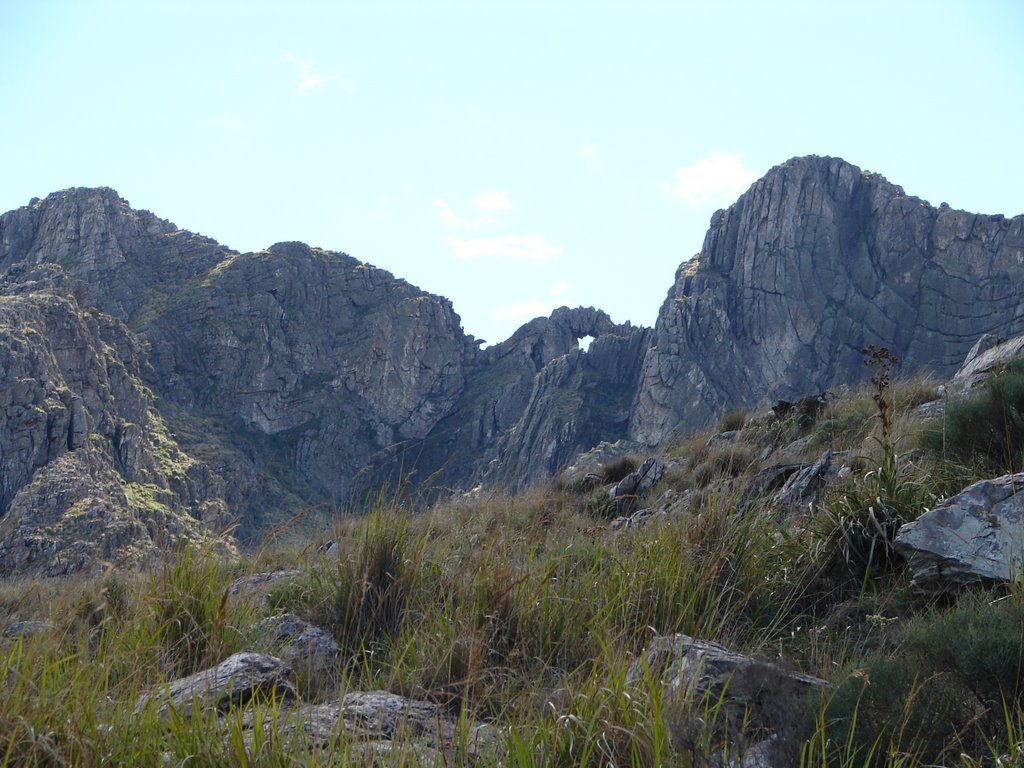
[
  {"x1": 399, "y1": 306, "x2": 650, "y2": 493},
  {"x1": 894, "y1": 473, "x2": 1024, "y2": 593},
  {"x1": 631, "y1": 155, "x2": 1024, "y2": 444},
  {"x1": 945, "y1": 332, "x2": 1024, "y2": 395}
]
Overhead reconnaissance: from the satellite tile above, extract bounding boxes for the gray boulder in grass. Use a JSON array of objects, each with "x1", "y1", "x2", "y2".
[{"x1": 895, "y1": 473, "x2": 1024, "y2": 593}]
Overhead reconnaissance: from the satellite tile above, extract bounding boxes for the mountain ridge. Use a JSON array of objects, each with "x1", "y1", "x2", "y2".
[{"x1": 2, "y1": 155, "x2": 1022, "y2": 575}]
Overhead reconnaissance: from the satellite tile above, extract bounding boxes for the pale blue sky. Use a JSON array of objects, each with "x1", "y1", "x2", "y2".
[{"x1": 2, "y1": 1, "x2": 1022, "y2": 345}]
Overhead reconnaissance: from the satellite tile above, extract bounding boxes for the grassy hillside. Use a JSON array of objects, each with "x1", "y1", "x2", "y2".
[{"x1": 2, "y1": 361, "x2": 1024, "y2": 766}]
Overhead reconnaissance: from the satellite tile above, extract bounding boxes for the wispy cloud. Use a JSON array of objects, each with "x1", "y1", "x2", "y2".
[
  {"x1": 447, "y1": 234, "x2": 562, "y2": 262},
  {"x1": 472, "y1": 190, "x2": 512, "y2": 211},
  {"x1": 281, "y1": 53, "x2": 351, "y2": 96},
  {"x1": 549, "y1": 280, "x2": 573, "y2": 297},
  {"x1": 659, "y1": 151, "x2": 758, "y2": 206},
  {"x1": 579, "y1": 143, "x2": 598, "y2": 159},
  {"x1": 432, "y1": 198, "x2": 470, "y2": 227}
]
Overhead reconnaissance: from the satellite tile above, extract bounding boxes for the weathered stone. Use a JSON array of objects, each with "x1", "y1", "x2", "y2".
[
  {"x1": 558, "y1": 439, "x2": 647, "y2": 488},
  {"x1": 2, "y1": 621, "x2": 56, "y2": 639},
  {"x1": 251, "y1": 614, "x2": 342, "y2": 691},
  {"x1": 631, "y1": 156, "x2": 1024, "y2": 445},
  {"x1": 134, "y1": 652, "x2": 297, "y2": 719},
  {"x1": 770, "y1": 450, "x2": 841, "y2": 514},
  {"x1": 945, "y1": 332, "x2": 1024, "y2": 395},
  {"x1": 894, "y1": 473, "x2": 1024, "y2": 593},
  {"x1": 627, "y1": 634, "x2": 826, "y2": 760},
  {"x1": 609, "y1": 457, "x2": 665, "y2": 515},
  {"x1": 253, "y1": 691, "x2": 502, "y2": 763}
]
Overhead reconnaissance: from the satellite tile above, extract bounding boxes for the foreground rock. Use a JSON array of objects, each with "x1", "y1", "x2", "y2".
[
  {"x1": 134, "y1": 652, "x2": 297, "y2": 719},
  {"x1": 894, "y1": 473, "x2": 1024, "y2": 593},
  {"x1": 628, "y1": 634, "x2": 827, "y2": 764},
  {"x1": 251, "y1": 613, "x2": 342, "y2": 694},
  {"x1": 264, "y1": 691, "x2": 502, "y2": 763}
]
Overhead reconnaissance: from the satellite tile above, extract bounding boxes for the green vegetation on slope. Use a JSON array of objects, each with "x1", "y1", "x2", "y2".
[{"x1": 1, "y1": 364, "x2": 1023, "y2": 765}]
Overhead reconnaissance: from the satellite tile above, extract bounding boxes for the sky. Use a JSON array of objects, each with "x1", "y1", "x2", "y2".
[{"x1": 2, "y1": 1, "x2": 1022, "y2": 347}]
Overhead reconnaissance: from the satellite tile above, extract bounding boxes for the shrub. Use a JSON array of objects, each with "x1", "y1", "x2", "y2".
[
  {"x1": 717, "y1": 408, "x2": 748, "y2": 433},
  {"x1": 599, "y1": 455, "x2": 639, "y2": 484},
  {"x1": 814, "y1": 590, "x2": 1024, "y2": 764},
  {"x1": 922, "y1": 362, "x2": 1024, "y2": 473}
]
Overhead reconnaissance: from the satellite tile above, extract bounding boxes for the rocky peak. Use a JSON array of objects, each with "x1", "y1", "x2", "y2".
[
  {"x1": 630, "y1": 155, "x2": 1024, "y2": 444},
  {"x1": 0, "y1": 188, "x2": 234, "y2": 323}
]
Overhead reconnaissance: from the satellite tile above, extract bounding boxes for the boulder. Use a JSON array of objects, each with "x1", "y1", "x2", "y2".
[
  {"x1": 253, "y1": 690, "x2": 502, "y2": 763},
  {"x1": 609, "y1": 457, "x2": 666, "y2": 515},
  {"x1": 228, "y1": 570, "x2": 304, "y2": 598},
  {"x1": 250, "y1": 614, "x2": 342, "y2": 693},
  {"x1": 894, "y1": 473, "x2": 1024, "y2": 593},
  {"x1": 134, "y1": 652, "x2": 297, "y2": 719},
  {"x1": 627, "y1": 634, "x2": 826, "y2": 761},
  {"x1": 770, "y1": 450, "x2": 842, "y2": 514},
  {"x1": 945, "y1": 332, "x2": 1024, "y2": 395}
]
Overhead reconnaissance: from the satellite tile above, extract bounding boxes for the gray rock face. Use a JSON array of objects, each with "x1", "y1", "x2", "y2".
[
  {"x1": 894, "y1": 473, "x2": 1024, "y2": 592},
  {"x1": 0, "y1": 291, "x2": 232, "y2": 576},
  {"x1": 139, "y1": 240, "x2": 474, "y2": 512},
  {"x1": 403, "y1": 306, "x2": 651, "y2": 492},
  {"x1": 631, "y1": 155, "x2": 1024, "y2": 444}
]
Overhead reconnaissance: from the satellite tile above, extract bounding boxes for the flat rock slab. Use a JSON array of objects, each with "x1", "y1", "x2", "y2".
[
  {"x1": 135, "y1": 652, "x2": 297, "y2": 719},
  {"x1": 895, "y1": 472, "x2": 1024, "y2": 593}
]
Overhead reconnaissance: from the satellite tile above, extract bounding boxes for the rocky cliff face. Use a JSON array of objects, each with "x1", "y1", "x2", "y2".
[
  {"x1": 2, "y1": 157, "x2": 1022, "y2": 573},
  {"x1": 0, "y1": 291, "x2": 232, "y2": 576},
  {"x1": 630, "y1": 156, "x2": 1024, "y2": 444}
]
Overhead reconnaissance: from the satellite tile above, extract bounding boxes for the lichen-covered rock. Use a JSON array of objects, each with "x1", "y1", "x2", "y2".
[
  {"x1": 631, "y1": 155, "x2": 1024, "y2": 444},
  {"x1": 0, "y1": 292, "x2": 232, "y2": 577},
  {"x1": 894, "y1": 473, "x2": 1024, "y2": 593}
]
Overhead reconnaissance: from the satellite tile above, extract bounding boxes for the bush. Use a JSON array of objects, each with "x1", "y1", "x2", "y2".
[
  {"x1": 814, "y1": 590, "x2": 1024, "y2": 764},
  {"x1": 717, "y1": 408, "x2": 748, "y2": 433},
  {"x1": 922, "y1": 362, "x2": 1024, "y2": 473}
]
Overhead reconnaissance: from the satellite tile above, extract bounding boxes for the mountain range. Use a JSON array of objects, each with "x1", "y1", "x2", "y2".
[{"x1": 1, "y1": 155, "x2": 1021, "y2": 576}]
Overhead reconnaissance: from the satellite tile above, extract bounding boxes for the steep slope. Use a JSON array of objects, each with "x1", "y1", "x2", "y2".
[
  {"x1": 0, "y1": 291, "x2": 232, "y2": 576},
  {"x1": 399, "y1": 307, "x2": 650, "y2": 493},
  {"x1": 630, "y1": 156, "x2": 1024, "y2": 444}
]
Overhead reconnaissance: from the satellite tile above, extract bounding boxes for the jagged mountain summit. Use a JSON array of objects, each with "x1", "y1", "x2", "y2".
[
  {"x1": 1, "y1": 156, "x2": 1022, "y2": 576},
  {"x1": 630, "y1": 156, "x2": 1024, "y2": 443}
]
